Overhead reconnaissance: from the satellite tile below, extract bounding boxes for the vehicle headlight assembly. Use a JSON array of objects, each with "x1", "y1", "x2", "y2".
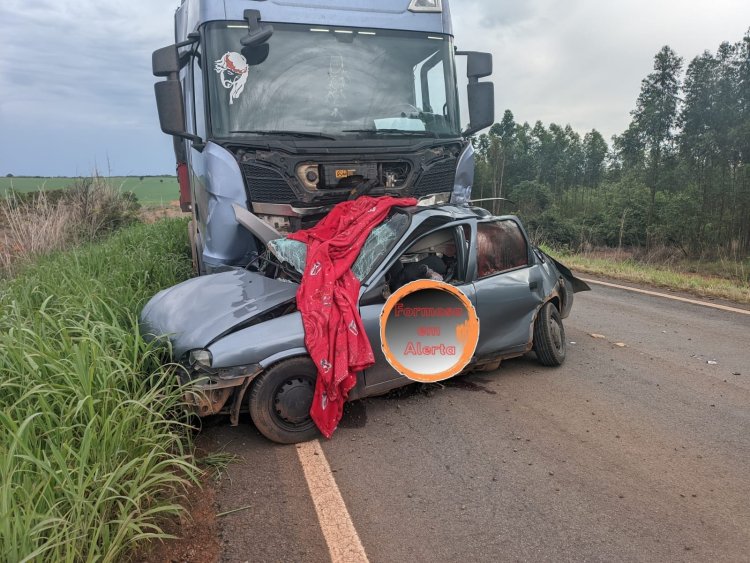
[
  {"x1": 297, "y1": 163, "x2": 320, "y2": 190},
  {"x1": 189, "y1": 349, "x2": 213, "y2": 368}
]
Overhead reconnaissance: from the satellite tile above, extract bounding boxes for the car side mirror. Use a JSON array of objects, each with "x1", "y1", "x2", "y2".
[{"x1": 457, "y1": 51, "x2": 495, "y2": 136}]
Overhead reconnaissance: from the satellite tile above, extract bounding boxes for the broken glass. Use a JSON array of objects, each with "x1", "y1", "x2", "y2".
[
  {"x1": 267, "y1": 213, "x2": 409, "y2": 281},
  {"x1": 267, "y1": 238, "x2": 307, "y2": 275}
]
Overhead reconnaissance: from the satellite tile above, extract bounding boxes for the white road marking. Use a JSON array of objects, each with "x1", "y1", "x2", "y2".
[
  {"x1": 297, "y1": 440, "x2": 369, "y2": 563},
  {"x1": 581, "y1": 278, "x2": 750, "y2": 316}
]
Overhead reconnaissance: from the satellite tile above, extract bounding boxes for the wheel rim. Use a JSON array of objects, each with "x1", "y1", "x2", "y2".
[
  {"x1": 549, "y1": 316, "x2": 563, "y2": 351},
  {"x1": 272, "y1": 375, "x2": 316, "y2": 430}
]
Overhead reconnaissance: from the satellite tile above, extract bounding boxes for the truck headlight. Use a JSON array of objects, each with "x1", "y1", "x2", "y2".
[
  {"x1": 409, "y1": 0, "x2": 442, "y2": 12},
  {"x1": 189, "y1": 349, "x2": 213, "y2": 368},
  {"x1": 297, "y1": 163, "x2": 320, "y2": 190}
]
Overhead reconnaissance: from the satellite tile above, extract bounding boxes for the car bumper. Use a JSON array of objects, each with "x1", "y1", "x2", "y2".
[{"x1": 178, "y1": 363, "x2": 264, "y2": 422}]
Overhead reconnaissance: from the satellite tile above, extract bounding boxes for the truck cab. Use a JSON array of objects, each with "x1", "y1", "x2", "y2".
[{"x1": 153, "y1": 0, "x2": 494, "y2": 274}]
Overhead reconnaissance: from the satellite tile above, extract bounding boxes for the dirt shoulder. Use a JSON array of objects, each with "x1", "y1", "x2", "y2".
[
  {"x1": 140, "y1": 200, "x2": 185, "y2": 223},
  {"x1": 131, "y1": 452, "x2": 222, "y2": 563}
]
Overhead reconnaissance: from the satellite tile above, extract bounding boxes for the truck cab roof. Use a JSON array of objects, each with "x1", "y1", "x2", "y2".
[{"x1": 175, "y1": 0, "x2": 453, "y2": 43}]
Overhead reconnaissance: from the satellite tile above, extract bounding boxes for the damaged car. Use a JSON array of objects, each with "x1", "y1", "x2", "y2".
[{"x1": 140, "y1": 202, "x2": 589, "y2": 444}]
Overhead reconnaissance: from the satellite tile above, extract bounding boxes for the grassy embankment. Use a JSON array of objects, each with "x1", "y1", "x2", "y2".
[
  {"x1": 546, "y1": 247, "x2": 750, "y2": 304},
  {"x1": 0, "y1": 218, "x2": 198, "y2": 562},
  {"x1": 0, "y1": 176, "x2": 179, "y2": 207}
]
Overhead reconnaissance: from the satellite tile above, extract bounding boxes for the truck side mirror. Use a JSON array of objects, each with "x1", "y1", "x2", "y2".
[
  {"x1": 466, "y1": 82, "x2": 495, "y2": 136},
  {"x1": 152, "y1": 45, "x2": 180, "y2": 77},
  {"x1": 154, "y1": 81, "x2": 187, "y2": 137},
  {"x1": 152, "y1": 44, "x2": 203, "y2": 148},
  {"x1": 465, "y1": 52, "x2": 493, "y2": 80},
  {"x1": 457, "y1": 51, "x2": 495, "y2": 136}
]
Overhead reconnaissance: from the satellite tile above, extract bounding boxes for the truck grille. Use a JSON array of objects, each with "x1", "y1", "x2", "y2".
[
  {"x1": 241, "y1": 163, "x2": 297, "y2": 203},
  {"x1": 412, "y1": 159, "x2": 457, "y2": 198},
  {"x1": 241, "y1": 158, "x2": 458, "y2": 204}
]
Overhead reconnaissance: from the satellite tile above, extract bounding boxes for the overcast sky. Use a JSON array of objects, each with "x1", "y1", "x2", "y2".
[{"x1": 0, "y1": 0, "x2": 748, "y2": 177}]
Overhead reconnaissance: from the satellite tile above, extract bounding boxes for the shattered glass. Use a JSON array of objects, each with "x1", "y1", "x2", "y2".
[
  {"x1": 353, "y1": 213, "x2": 409, "y2": 280},
  {"x1": 268, "y1": 238, "x2": 307, "y2": 275},
  {"x1": 268, "y1": 213, "x2": 409, "y2": 281}
]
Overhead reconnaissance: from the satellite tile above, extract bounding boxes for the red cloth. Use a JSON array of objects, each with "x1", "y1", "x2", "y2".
[{"x1": 288, "y1": 196, "x2": 417, "y2": 438}]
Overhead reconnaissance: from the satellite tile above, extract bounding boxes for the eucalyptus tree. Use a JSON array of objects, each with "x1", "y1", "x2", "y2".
[
  {"x1": 631, "y1": 46, "x2": 684, "y2": 216},
  {"x1": 583, "y1": 130, "x2": 609, "y2": 189}
]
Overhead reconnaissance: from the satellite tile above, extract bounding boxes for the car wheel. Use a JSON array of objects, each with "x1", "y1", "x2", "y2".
[
  {"x1": 248, "y1": 357, "x2": 320, "y2": 444},
  {"x1": 533, "y1": 301, "x2": 566, "y2": 367}
]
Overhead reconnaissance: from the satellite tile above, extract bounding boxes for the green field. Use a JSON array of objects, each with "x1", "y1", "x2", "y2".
[{"x1": 0, "y1": 176, "x2": 179, "y2": 205}]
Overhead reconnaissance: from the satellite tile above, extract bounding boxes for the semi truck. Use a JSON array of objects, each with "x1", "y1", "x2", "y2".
[{"x1": 153, "y1": 0, "x2": 495, "y2": 274}]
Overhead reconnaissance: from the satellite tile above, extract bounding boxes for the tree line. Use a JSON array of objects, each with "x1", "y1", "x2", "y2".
[{"x1": 472, "y1": 29, "x2": 750, "y2": 259}]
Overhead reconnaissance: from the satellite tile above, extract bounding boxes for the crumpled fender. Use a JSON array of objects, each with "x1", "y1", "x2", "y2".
[{"x1": 541, "y1": 251, "x2": 591, "y2": 294}]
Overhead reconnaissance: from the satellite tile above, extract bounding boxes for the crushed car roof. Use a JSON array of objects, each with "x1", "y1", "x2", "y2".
[{"x1": 401, "y1": 204, "x2": 494, "y2": 220}]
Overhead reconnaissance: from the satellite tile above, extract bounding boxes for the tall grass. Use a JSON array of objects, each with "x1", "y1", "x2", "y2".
[
  {"x1": 0, "y1": 176, "x2": 140, "y2": 275},
  {"x1": 0, "y1": 218, "x2": 197, "y2": 562}
]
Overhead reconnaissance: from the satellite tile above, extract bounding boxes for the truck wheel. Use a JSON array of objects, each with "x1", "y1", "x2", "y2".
[
  {"x1": 188, "y1": 220, "x2": 202, "y2": 275},
  {"x1": 248, "y1": 357, "x2": 320, "y2": 444},
  {"x1": 188, "y1": 221, "x2": 200, "y2": 276},
  {"x1": 533, "y1": 301, "x2": 566, "y2": 367}
]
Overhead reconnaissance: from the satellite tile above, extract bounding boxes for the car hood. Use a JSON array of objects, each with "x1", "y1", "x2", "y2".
[{"x1": 140, "y1": 269, "x2": 298, "y2": 359}]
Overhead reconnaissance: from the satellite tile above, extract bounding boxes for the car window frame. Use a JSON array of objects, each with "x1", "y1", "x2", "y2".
[{"x1": 360, "y1": 219, "x2": 474, "y2": 305}]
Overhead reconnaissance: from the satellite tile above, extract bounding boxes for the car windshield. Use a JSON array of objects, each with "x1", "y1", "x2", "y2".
[
  {"x1": 268, "y1": 212, "x2": 410, "y2": 281},
  {"x1": 204, "y1": 22, "x2": 460, "y2": 139}
]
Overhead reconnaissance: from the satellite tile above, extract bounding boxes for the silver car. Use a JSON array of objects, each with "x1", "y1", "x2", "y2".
[{"x1": 140, "y1": 203, "x2": 589, "y2": 443}]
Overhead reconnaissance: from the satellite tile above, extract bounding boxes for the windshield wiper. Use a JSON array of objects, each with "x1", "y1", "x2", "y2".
[
  {"x1": 229, "y1": 130, "x2": 337, "y2": 140},
  {"x1": 342, "y1": 129, "x2": 439, "y2": 138}
]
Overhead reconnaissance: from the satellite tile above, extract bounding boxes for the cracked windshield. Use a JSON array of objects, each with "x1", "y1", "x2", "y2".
[{"x1": 206, "y1": 23, "x2": 461, "y2": 138}]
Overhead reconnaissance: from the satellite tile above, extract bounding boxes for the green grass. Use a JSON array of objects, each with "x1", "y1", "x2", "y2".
[
  {"x1": 546, "y1": 247, "x2": 750, "y2": 304},
  {"x1": 0, "y1": 177, "x2": 179, "y2": 206},
  {"x1": 0, "y1": 218, "x2": 198, "y2": 562}
]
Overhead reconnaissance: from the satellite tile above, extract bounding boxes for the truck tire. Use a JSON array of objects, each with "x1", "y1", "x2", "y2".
[
  {"x1": 248, "y1": 357, "x2": 320, "y2": 444},
  {"x1": 533, "y1": 301, "x2": 566, "y2": 367},
  {"x1": 188, "y1": 220, "x2": 202, "y2": 275}
]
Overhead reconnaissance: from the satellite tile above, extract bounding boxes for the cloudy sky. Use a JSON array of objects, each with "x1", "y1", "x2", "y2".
[{"x1": 0, "y1": 0, "x2": 748, "y2": 177}]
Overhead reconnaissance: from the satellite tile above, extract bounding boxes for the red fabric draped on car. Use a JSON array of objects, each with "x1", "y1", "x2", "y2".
[{"x1": 287, "y1": 196, "x2": 417, "y2": 438}]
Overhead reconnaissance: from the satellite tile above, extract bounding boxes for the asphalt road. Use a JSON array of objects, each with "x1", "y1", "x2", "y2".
[{"x1": 201, "y1": 283, "x2": 750, "y2": 563}]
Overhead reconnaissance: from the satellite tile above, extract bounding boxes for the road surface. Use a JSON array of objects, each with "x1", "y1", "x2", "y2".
[{"x1": 200, "y1": 282, "x2": 750, "y2": 562}]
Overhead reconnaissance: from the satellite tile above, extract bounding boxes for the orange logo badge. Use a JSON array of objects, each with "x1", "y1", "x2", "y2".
[
  {"x1": 335, "y1": 169, "x2": 357, "y2": 179},
  {"x1": 380, "y1": 280, "x2": 480, "y2": 383}
]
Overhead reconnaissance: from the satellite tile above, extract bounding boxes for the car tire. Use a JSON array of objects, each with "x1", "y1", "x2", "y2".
[
  {"x1": 533, "y1": 301, "x2": 566, "y2": 367},
  {"x1": 248, "y1": 357, "x2": 320, "y2": 444}
]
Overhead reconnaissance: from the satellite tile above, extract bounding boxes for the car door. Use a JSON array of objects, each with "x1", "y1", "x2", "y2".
[
  {"x1": 359, "y1": 223, "x2": 475, "y2": 392},
  {"x1": 471, "y1": 218, "x2": 545, "y2": 357}
]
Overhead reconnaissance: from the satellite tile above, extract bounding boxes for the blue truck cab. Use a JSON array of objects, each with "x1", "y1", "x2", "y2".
[{"x1": 153, "y1": 0, "x2": 494, "y2": 274}]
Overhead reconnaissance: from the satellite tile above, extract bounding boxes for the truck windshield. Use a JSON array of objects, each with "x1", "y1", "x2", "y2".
[{"x1": 204, "y1": 23, "x2": 461, "y2": 139}]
